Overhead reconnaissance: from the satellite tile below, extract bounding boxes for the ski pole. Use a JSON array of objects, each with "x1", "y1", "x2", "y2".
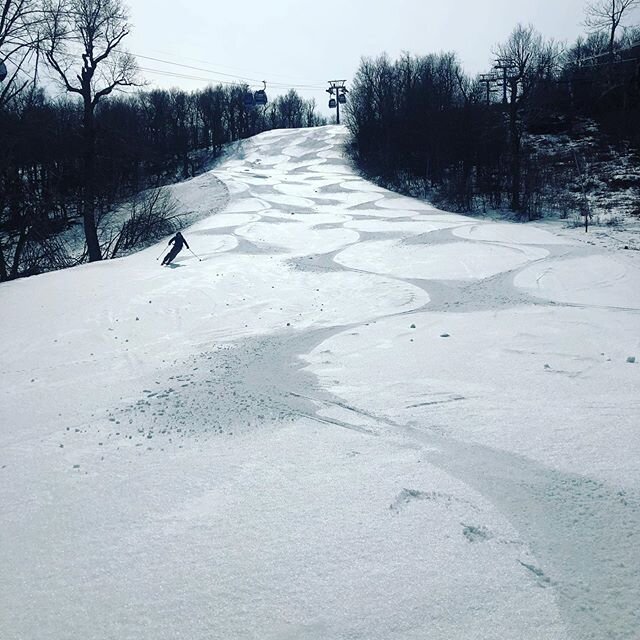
[
  {"x1": 156, "y1": 246, "x2": 168, "y2": 261},
  {"x1": 188, "y1": 248, "x2": 202, "y2": 262}
]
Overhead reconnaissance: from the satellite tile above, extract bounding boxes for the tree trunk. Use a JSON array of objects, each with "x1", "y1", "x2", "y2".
[
  {"x1": 0, "y1": 242, "x2": 8, "y2": 281},
  {"x1": 609, "y1": 23, "x2": 616, "y2": 85},
  {"x1": 82, "y1": 98, "x2": 102, "y2": 261},
  {"x1": 509, "y1": 85, "x2": 521, "y2": 212},
  {"x1": 10, "y1": 226, "x2": 28, "y2": 279}
]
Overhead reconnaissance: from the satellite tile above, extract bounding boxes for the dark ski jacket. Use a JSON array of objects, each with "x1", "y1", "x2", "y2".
[{"x1": 169, "y1": 233, "x2": 189, "y2": 251}]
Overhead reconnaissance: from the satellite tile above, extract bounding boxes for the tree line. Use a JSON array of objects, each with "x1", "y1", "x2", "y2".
[
  {"x1": 346, "y1": 1, "x2": 640, "y2": 221},
  {"x1": 0, "y1": 0, "x2": 325, "y2": 280}
]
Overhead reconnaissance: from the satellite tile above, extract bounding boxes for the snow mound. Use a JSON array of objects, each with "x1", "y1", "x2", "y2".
[
  {"x1": 335, "y1": 239, "x2": 548, "y2": 280},
  {"x1": 514, "y1": 254, "x2": 640, "y2": 309}
]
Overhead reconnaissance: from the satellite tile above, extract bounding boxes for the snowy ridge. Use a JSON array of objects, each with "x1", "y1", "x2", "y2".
[{"x1": 1, "y1": 125, "x2": 639, "y2": 640}]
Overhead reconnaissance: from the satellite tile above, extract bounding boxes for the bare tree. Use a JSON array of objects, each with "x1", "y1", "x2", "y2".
[
  {"x1": 585, "y1": 0, "x2": 640, "y2": 74},
  {"x1": 564, "y1": 31, "x2": 610, "y2": 66},
  {"x1": 41, "y1": 0, "x2": 138, "y2": 261},
  {"x1": 108, "y1": 187, "x2": 181, "y2": 258},
  {"x1": 0, "y1": 0, "x2": 42, "y2": 107},
  {"x1": 495, "y1": 24, "x2": 562, "y2": 212},
  {"x1": 269, "y1": 89, "x2": 305, "y2": 128},
  {"x1": 621, "y1": 24, "x2": 640, "y2": 45}
]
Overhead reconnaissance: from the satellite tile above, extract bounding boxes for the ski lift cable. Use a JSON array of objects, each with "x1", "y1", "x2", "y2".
[
  {"x1": 139, "y1": 67, "x2": 244, "y2": 86},
  {"x1": 141, "y1": 66, "x2": 326, "y2": 91},
  {"x1": 137, "y1": 48, "x2": 327, "y2": 85},
  {"x1": 134, "y1": 52, "x2": 327, "y2": 89},
  {"x1": 134, "y1": 53, "x2": 263, "y2": 83},
  {"x1": 20, "y1": 11, "x2": 329, "y2": 89},
  {"x1": 26, "y1": 10, "x2": 326, "y2": 88},
  {"x1": 133, "y1": 52, "x2": 326, "y2": 90},
  {"x1": 140, "y1": 67, "x2": 325, "y2": 94}
]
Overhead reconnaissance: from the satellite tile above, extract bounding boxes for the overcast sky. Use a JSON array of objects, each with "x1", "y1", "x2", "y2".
[{"x1": 126, "y1": 0, "x2": 603, "y2": 115}]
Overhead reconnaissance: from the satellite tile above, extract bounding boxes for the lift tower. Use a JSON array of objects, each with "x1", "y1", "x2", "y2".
[{"x1": 327, "y1": 80, "x2": 348, "y2": 124}]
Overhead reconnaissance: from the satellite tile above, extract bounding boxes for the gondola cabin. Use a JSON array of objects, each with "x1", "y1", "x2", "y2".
[
  {"x1": 243, "y1": 92, "x2": 255, "y2": 108},
  {"x1": 328, "y1": 98, "x2": 337, "y2": 109},
  {"x1": 254, "y1": 89, "x2": 268, "y2": 106}
]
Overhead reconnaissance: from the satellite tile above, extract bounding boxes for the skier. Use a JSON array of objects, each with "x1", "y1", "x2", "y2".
[{"x1": 162, "y1": 232, "x2": 190, "y2": 265}]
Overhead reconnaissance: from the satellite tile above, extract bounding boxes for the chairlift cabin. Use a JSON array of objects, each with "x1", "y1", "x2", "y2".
[
  {"x1": 328, "y1": 98, "x2": 337, "y2": 109},
  {"x1": 0, "y1": 61, "x2": 7, "y2": 83},
  {"x1": 254, "y1": 90, "x2": 267, "y2": 106},
  {"x1": 338, "y1": 93, "x2": 347, "y2": 104},
  {"x1": 243, "y1": 91, "x2": 255, "y2": 109}
]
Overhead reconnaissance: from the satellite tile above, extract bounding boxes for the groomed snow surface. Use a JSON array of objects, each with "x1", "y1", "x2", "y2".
[{"x1": 1, "y1": 126, "x2": 639, "y2": 640}]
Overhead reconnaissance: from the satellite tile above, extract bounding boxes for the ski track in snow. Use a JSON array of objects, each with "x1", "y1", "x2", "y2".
[{"x1": 1, "y1": 125, "x2": 639, "y2": 640}]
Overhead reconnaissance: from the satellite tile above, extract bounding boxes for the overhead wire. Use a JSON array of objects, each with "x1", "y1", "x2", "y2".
[
  {"x1": 19, "y1": 8, "x2": 331, "y2": 90},
  {"x1": 141, "y1": 65, "x2": 326, "y2": 91},
  {"x1": 133, "y1": 52, "x2": 327, "y2": 90},
  {"x1": 26, "y1": 8, "x2": 333, "y2": 92},
  {"x1": 134, "y1": 53, "x2": 263, "y2": 83},
  {"x1": 139, "y1": 67, "x2": 241, "y2": 85},
  {"x1": 138, "y1": 48, "x2": 327, "y2": 84}
]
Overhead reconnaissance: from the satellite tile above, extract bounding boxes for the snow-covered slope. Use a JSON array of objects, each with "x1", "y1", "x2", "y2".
[{"x1": 1, "y1": 126, "x2": 639, "y2": 640}]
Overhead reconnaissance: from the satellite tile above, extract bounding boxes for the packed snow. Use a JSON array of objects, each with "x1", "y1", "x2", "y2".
[{"x1": 1, "y1": 125, "x2": 639, "y2": 640}]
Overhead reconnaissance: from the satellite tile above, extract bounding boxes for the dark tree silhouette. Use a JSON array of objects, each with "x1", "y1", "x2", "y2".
[
  {"x1": 494, "y1": 24, "x2": 561, "y2": 211},
  {"x1": 42, "y1": 0, "x2": 138, "y2": 261},
  {"x1": 585, "y1": 0, "x2": 640, "y2": 78},
  {"x1": 0, "y1": 0, "x2": 41, "y2": 108}
]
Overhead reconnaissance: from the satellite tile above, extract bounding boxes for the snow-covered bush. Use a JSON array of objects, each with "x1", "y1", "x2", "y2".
[{"x1": 108, "y1": 188, "x2": 182, "y2": 258}]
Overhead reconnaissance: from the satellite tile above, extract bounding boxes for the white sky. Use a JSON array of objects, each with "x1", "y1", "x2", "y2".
[{"x1": 126, "y1": 0, "x2": 607, "y2": 115}]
